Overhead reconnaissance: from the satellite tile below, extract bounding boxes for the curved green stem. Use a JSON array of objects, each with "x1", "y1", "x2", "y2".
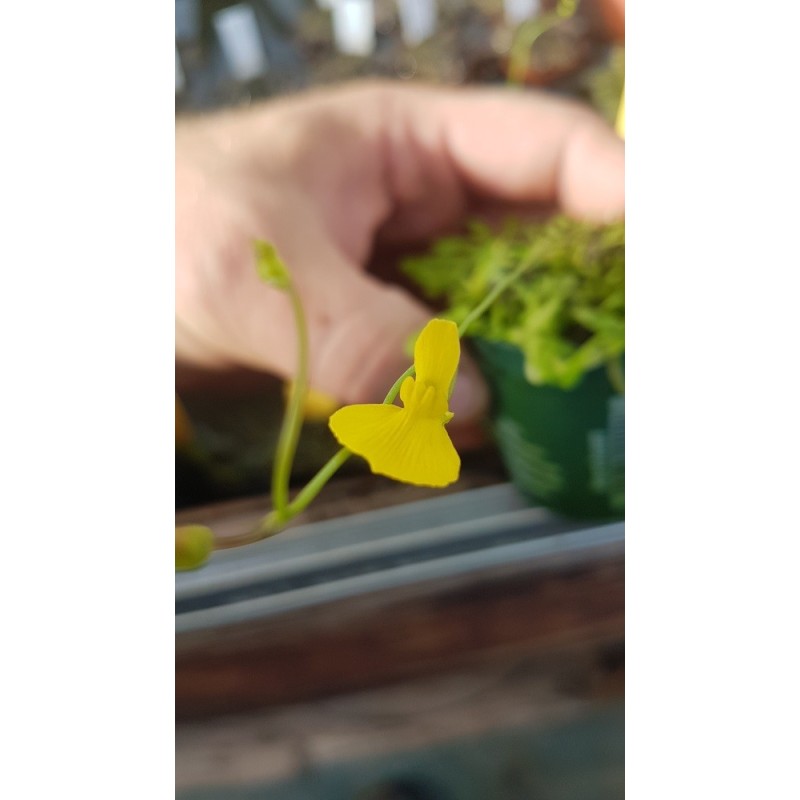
[
  {"x1": 457, "y1": 255, "x2": 540, "y2": 338},
  {"x1": 506, "y1": 0, "x2": 578, "y2": 86},
  {"x1": 508, "y1": 12, "x2": 561, "y2": 85},
  {"x1": 236, "y1": 361, "x2": 423, "y2": 548},
  {"x1": 271, "y1": 282, "x2": 309, "y2": 519},
  {"x1": 383, "y1": 365, "x2": 416, "y2": 404},
  {"x1": 283, "y1": 446, "x2": 352, "y2": 519},
  {"x1": 214, "y1": 241, "x2": 547, "y2": 554},
  {"x1": 216, "y1": 448, "x2": 353, "y2": 549}
]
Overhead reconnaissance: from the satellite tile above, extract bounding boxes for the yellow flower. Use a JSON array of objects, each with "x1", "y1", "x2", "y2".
[{"x1": 328, "y1": 319, "x2": 461, "y2": 487}]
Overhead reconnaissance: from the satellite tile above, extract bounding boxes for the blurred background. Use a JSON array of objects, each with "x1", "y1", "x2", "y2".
[
  {"x1": 176, "y1": 3, "x2": 625, "y2": 798},
  {"x1": 175, "y1": 0, "x2": 623, "y2": 117},
  {"x1": 175, "y1": 0, "x2": 624, "y2": 510}
]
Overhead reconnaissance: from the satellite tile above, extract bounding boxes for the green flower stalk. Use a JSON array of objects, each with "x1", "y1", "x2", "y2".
[
  {"x1": 255, "y1": 242, "x2": 311, "y2": 523},
  {"x1": 175, "y1": 232, "x2": 579, "y2": 569},
  {"x1": 507, "y1": 0, "x2": 578, "y2": 85}
]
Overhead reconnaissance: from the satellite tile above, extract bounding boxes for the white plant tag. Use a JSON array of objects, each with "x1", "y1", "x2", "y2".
[
  {"x1": 175, "y1": 0, "x2": 201, "y2": 43},
  {"x1": 213, "y1": 3, "x2": 269, "y2": 81},
  {"x1": 503, "y1": 0, "x2": 541, "y2": 26},
  {"x1": 331, "y1": 0, "x2": 376, "y2": 56},
  {"x1": 396, "y1": 0, "x2": 437, "y2": 47},
  {"x1": 175, "y1": 47, "x2": 185, "y2": 93}
]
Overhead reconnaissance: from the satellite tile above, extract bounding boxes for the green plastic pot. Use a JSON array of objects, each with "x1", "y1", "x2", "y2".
[{"x1": 470, "y1": 338, "x2": 624, "y2": 520}]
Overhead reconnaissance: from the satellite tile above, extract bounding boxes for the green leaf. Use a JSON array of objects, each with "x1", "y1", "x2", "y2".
[
  {"x1": 254, "y1": 241, "x2": 290, "y2": 289},
  {"x1": 401, "y1": 216, "x2": 624, "y2": 390}
]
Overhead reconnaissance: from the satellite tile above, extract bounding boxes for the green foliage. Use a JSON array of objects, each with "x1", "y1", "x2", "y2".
[
  {"x1": 585, "y1": 45, "x2": 625, "y2": 126},
  {"x1": 402, "y1": 216, "x2": 625, "y2": 390}
]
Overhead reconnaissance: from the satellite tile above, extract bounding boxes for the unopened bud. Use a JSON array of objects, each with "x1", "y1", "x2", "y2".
[
  {"x1": 175, "y1": 524, "x2": 214, "y2": 571},
  {"x1": 254, "y1": 241, "x2": 290, "y2": 289}
]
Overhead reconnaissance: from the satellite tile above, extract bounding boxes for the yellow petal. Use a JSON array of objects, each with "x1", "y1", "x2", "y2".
[
  {"x1": 329, "y1": 403, "x2": 402, "y2": 461},
  {"x1": 413, "y1": 319, "x2": 460, "y2": 400},
  {"x1": 329, "y1": 404, "x2": 460, "y2": 488},
  {"x1": 385, "y1": 416, "x2": 461, "y2": 487}
]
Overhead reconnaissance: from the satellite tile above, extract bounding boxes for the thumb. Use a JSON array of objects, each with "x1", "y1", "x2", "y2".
[{"x1": 307, "y1": 271, "x2": 489, "y2": 426}]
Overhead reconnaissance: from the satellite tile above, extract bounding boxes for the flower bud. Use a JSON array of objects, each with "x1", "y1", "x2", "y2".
[{"x1": 175, "y1": 524, "x2": 214, "y2": 571}]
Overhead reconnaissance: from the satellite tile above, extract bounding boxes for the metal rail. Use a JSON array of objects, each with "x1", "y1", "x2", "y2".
[{"x1": 176, "y1": 483, "x2": 624, "y2": 633}]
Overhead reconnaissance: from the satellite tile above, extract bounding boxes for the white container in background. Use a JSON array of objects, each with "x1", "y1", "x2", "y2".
[
  {"x1": 176, "y1": 47, "x2": 185, "y2": 93},
  {"x1": 175, "y1": 0, "x2": 201, "y2": 43},
  {"x1": 213, "y1": 3, "x2": 269, "y2": 81},
  {"x1": 331, "y1": 0, "x2": 376, "y2": 56},
  {"x1": 396, "y1": 0, "x2": 437, "y2": 47},
  {"x1": 503, "y1": 0, "x2": 541, "y2": 27}
]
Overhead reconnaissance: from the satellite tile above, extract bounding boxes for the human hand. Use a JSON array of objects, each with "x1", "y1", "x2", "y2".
[{"x1": 176, "y1": 81, "x2": 623, "y2": 433}]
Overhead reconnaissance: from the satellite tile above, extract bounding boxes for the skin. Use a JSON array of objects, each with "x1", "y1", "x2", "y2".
[{"x1": 176, "y1": 81, "x2": 624, "y2": 435}]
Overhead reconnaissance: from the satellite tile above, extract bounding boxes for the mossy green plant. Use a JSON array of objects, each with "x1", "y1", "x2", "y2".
[{"x1": 402, "y1": 216, "x2": 625, "y2": 392}]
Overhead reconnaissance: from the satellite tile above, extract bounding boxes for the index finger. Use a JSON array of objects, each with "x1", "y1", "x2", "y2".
[{"x1": 371, "y1": 83, "x2": 624, "y2": 242}]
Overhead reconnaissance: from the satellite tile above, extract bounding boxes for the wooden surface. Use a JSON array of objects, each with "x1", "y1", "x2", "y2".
[
  {"x1": 176, "y1": 529, "x2": 623, "y2": 719},
  {"x1": 177, "y1": 453, "x2": 624, "y2": 721},
  {"x1": 176, "y1": 640, "x2": 624, "y2": 793},
  {"x1": 176, "y1": 469, "x2": 625, "y2": 797}
]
